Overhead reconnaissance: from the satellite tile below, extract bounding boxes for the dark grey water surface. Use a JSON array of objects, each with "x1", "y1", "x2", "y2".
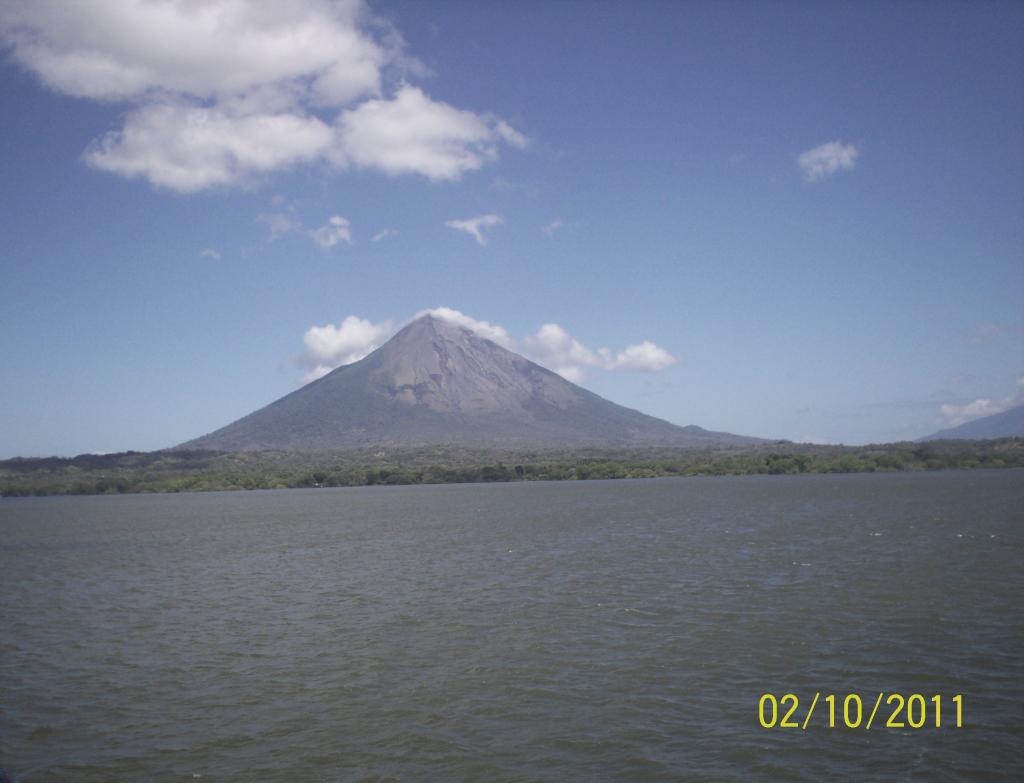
[{"x1": 2, "y1": 471, "x2": 1023, "y2": 782}]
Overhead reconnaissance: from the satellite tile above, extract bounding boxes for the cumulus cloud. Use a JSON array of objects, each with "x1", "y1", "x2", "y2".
[
  {"x1": 417, "y1": 307, "x2": 515, "y2": 348},
  {"x1": 445, "y1": 214, "x2": 503, "y2": 245},
  {"x1": 300, "y1": 314, "x2": 394, "y2": 383},
  {"x1": 86, "y1": 102, "x2": 335, "y2": 192},
  {"x1": 295, "y1": 306, "x2": 677, "y2": 385},
  {"x1": 0, "y1": 1, "x2": 525, "y2": 192},
  {"x1": 199, "y1": 248, "x2": 222, "y2": 261},
  {"x1": 610, "y1": 341, "x2": 677, "y2": 372},
  {"x1": 526, "y1": 323, "x2": 603, "y2": 379},
  {"x1": 524, "y1": 323, "x2": 678, "y2": 383},
  {"x1": 339, "y1": 86, "x2": 527, "y2": 180},
  {"x1": 798, "y1": 141, "x2": 859, "y2": 182},
  {"x1": 0, "y1": 0, "x2": 385, "y2": 102},
  {"x1": 939, "y1": 376, "x2": 1024, "y2": 426}
]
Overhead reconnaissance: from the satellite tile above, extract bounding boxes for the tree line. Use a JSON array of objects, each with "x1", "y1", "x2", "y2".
[{"x1": 2, "y1": 439, "x2": 1021, "y2": 497}]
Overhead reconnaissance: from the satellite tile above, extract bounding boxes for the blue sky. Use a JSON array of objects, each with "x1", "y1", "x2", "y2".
[{"x1": 1, "y1": 0, "x2": 1021, "y2": 457}]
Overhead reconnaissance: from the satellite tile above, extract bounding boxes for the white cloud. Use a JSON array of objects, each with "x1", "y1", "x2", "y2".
[
  {"x1": 0, "y1": 1, "x2": 525, "y2": 192},
  {"x1": 259, "y1": 209, "x2": 352, "y2": 248},
  {"x1": 554, "y1": 365, "x2": 587, "y2": 384},
  {"x1": 258, "y1": 209, "x2": 303, "y2": 240},
  {"x1": 199, "y1": 248, "x2": 222, "y2": 261},
  {"x1": 445, "y1": 214, "x2": 503, "y2": 245},
  {"x1": 339, "y1": 86, "x2": 525, "y2": 180},
  {"x1": 309, "y1": 215, "x2": 352, "y2": 247},
  {"x1": 417, "y1": 307, "x2": 515, "y2": 348},
  {"x1": 524, "y1": 323, "x2": 678, "y2": 383},
  {"x1": 798, "y1": 141, "x2": 859, "y2": 182},
  {"x1": 295, "y1": 307, "x2": 677, "y2": 385},
  {"x1": 542, "y1": 218, "x2": 563, "y2": 237},
  {"x1": 300, "y1": 315, "x2": 394, "y2": 383},
  {"x1": 0, "y1": 0, "x2": 385, "y2": 102},
  {"x1": 371, "y1": 228, "x2": 397, "y2": 242},
  {"x1": 939, "y1": 376, "x2": 1024, "y2": 426},
  {"x1": 528, "y1": 323, "x2": 601, "y2": 370},
  {"x1": 492, "y1": 119, "x2": 529, "y2": 150},
  {"x1": 941, "y1": 399, "x2": 1003, "y2": 426},
  {"x1": 609, "y1": 341, "x2": 677, "y2": 372},
  {"x1": 87, "y1": 102, "x2": 335, "y2": 192},
  {"x1": 302, "y1": 365, "x2": 335, "y2": 384}
]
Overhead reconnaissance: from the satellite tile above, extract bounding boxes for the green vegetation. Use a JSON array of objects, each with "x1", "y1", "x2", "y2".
[{"x1": 1, "y1": 439, "x2": 1022, "y2": 497}]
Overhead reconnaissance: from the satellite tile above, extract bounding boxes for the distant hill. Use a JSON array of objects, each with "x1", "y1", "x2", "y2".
[
  {"x1": 919, "y1": 404, "x2": 1024, "y2": 441},
  {"x1": 180, "y1": 314, "x2": 761, "y2": 451}
]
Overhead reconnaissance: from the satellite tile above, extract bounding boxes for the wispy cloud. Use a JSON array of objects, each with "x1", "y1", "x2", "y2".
[
  {"x1": 445, "y1": 214, "x2": 504, "y2": 245},
  {"x1": 371, "y1": 228, "x2": 397, "y2": 242},
  {"x1": 199, "y1": 248, "x2": 222, "y2": 261},
  {"x1": 309, "y1": 216, "x2": 352, "y2": 248},
  {"x1": 259, "y1": 207, "x2": 352, "y2": 249},
  {"x1": 0, "y1": 2, "x2": 525, "y2": 192},
  {"x1": 542, "y1": 218, "x2": 563, "y2": 237},
  {"x1": 798, "y1": 141, "x2": 859, "y2": 182},
  {"x1": 969, "y1": 323, "x2": 1007, "y2": 346},
  {"x1": 258, "y1": 210, "x2": 303, "y2": 240}
]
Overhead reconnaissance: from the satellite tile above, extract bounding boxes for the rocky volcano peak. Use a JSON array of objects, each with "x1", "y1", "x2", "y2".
[{"x1": 179, "y1": 313, "x2": 760, "y2": 451}]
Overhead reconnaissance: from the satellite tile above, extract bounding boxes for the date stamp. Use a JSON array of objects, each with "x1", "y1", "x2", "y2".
[{"x1": 758, "y1": 693, "x2": 963, "y2": 730}]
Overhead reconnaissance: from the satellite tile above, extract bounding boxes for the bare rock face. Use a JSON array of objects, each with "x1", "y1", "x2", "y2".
[
  {"x1": 180, "y1": 315, "x2": 758, "y2": 451},
  {"x1": 364, "y1": 315, "x2": 579, "y2": 415}
]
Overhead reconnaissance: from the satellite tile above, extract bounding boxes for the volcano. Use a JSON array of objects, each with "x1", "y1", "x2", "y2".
[
  {"x1": 918, "y1": 404, "x2": 1024, "y2": 441},
  {"x1": 179, "y1": 314, "x2": 759, "y2": 451}
]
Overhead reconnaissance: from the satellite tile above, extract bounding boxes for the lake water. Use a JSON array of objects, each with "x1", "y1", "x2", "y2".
[{"x1": 2, "y1": 471, "x2": 1022, "y2": 781}]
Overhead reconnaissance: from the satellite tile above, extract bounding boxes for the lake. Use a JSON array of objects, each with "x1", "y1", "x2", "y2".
[{"x1": 2, "y1": 470, "x2": 1022, "y2": 781}]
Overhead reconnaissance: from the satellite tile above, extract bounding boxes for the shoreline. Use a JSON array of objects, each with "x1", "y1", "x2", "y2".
[{"x1": 3, "y1": 439, "x2": 1022, "y2": 497}]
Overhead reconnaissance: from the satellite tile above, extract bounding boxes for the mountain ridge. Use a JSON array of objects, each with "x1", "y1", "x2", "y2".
[
  {"x1": 179, "y1": 314, "x2": 761, "y2": 451},
  {"x1": 918, "y1": 404, "x2": 1024, "y2": 441}
]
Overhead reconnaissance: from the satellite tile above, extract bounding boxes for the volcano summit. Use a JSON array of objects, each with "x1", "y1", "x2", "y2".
[{"x1": 180, "y1": 314, "x2": 757, "y2": 451}]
